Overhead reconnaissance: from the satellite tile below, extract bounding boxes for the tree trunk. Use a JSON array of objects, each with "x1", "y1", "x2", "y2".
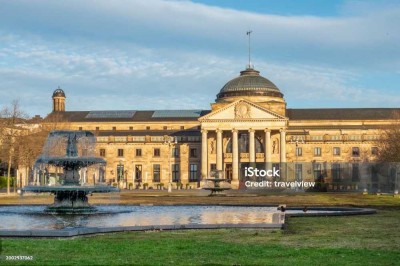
[{"x1": 7, "y1": 153, "x2": 12, "y2": 195}]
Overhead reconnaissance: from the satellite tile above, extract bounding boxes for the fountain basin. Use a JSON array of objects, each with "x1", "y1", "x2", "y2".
[{"x1": 0, "y1": 205, "x2": 375, "y2": 237}]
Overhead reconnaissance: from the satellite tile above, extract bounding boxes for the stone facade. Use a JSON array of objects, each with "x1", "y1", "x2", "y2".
[{"x1": 21, "y1": 66, "x2": 400, "y2": 190}]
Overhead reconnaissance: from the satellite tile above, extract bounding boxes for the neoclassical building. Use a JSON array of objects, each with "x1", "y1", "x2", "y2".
[{"x1": 38, "y1": 66, "x2": 399, "y2": 190}]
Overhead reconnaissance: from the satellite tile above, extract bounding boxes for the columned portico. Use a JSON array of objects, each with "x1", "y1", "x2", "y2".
[{"x1": 199, "y1": 99, "x2": 288, "y2": 188}]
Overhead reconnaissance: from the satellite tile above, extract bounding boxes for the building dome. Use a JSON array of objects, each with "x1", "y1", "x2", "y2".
[
  {"x1": 52, "y1": 87, "x2": 66, "y2": 98},
  {"x1": 216, "y1": 68, "x2": 283, "y2": 100}
]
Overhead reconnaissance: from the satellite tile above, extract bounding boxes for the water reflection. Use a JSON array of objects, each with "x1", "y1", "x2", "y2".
[{"x1": 0, "y1": 205, "x2": 286, "y2": 230}]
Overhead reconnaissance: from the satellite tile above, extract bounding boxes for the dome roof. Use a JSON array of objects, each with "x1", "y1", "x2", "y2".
[
  {"x1": 217, "y1": 68, "x2": 283, "y2": 100},
  {"x1": 52, "y1": 87, "x2": 66, "y2": 98}
]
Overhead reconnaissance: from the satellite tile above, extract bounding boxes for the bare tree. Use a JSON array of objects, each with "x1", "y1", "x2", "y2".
[
  {"x1": 378, "y1": 111, "x2": 400, "y2": 162},
  {"x1": 0, "y1": 100, "x2": 28, "y2": 194}
]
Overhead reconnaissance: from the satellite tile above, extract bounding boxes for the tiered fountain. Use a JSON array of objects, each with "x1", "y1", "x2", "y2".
[{"x1": 22, "y1": 130, "x2": 119, "y2": 213}]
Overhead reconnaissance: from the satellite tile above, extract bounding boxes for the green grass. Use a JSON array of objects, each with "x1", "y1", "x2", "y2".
[{"x1": 1, "y1": 209, "x2": 400, "y2": 265}]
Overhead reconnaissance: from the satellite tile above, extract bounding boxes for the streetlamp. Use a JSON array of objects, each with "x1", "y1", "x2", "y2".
[{"x1": 164, "y1": 136, "x2": 178, "y2": 193}]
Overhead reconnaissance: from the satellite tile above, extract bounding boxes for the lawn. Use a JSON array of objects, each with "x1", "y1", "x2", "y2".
[{"x1": 1, "y1": 193, "x2": 400, "y2": 265}]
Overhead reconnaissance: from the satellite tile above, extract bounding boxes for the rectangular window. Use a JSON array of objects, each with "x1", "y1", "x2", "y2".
[
  {"x1": 117, "y1": 164, "x2": 124, "y2": 182},
  {"x1": 153, "y1": 164, "x2": 160, "y2": 182},
  {"x1": 135, "y1": 148, "x2": 142, "y2": 157},
  {"x1": 314, "y1": 147, "x2": 321, "y2": 156},
  {"x1": 352, "y1": 147, "x2": 360, "y2": 157},
  {"x1": 163, "y1": 126, "x2": 167, "y2": 130},
  {"x1": 311, "y1": 136, "x2": 323, "y2": 141},
  {"x1": 135, "y1": 165, "x2": 142, "y2": 182},
  {"x1": 333, "y1": 147, "x2": 341, "y2": 156},
  {"x1": 79, "y1": 127, "x2": 83, "y2": 130},
  {"x1": 112, "y1": 127, "x2": 116, "y2": 131},
  {"x1": 189, "y1": 164, "x2": 198, "y2": 181},
  {"x1": 172, "y1": 164, "x2": 180, "y2": 182},
  {"x1": 117, "y1": 149, "x2": 124, "y2": 157},
  {"x1": 190, "y1": 148, "x2": 197, "y2": 158},
  {"x1": 295, "y1": 164, "x2": 302, "y2": 181},
  {"x1": 154, "y1": 148, "x2": 160, "y2": 157},
  {"x1": 352, "y1": 163, "x2": 360, "y2": 182},
  {"x1": 172, "y1": 147, "x2": 179, "y2": 158},
  {"x1": 146, "y1": 126, "x2": 150, "y2": 130},
  {"x1": 129, "y1": 126, "x2": 133, "y2": 130},
  {"x1": 95, "y1": 127, "x2": 99, "y2": 131},
  {"x1": 371, "y1": 147, "x2": 378, "y2": 156},
  {"x1": 295, "y1": 147, "x2": 302, "y2": 156},
  {"x1": 210, "y1": 164, "x2": 216, "y2": 171},
  {"x1": 313, "y1": 163, "x2": 322, "y2": 180},
  {"x1": 180, "y1": 126, "x2": 185, "y2": 130},
  {"x1": 332, "y1": 163, "x2": 341, "y2": 182},
  {"x1": 99, "y1": 149, "x2": 106, "y2": 157}
]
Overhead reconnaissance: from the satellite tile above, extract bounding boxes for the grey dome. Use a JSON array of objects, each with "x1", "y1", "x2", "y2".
[
  {"x1": 217, "y1": 68, "x2": 283, "y2": 100},
  {"x1": 53, "y1": 87, "x2": 66, "y2": 98}
]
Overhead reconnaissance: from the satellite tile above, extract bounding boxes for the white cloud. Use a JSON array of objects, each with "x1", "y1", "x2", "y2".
[{"x1": 0, "y1": 0, "x2": 399, "y2": 115}]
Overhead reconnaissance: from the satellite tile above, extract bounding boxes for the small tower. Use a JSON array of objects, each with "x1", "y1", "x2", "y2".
[{"x1": 52, "y1": 87, "x2": 66, "y2": 112}]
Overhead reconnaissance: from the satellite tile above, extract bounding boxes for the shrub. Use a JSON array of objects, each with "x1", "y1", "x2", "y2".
[{"x1": 0, "y1": 176, "x2": 15, "y2": 188}]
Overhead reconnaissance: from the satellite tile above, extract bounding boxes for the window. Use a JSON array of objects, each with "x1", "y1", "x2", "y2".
[
  {"x1": 311, "y1": 136, "x2": 323, "y2": 141},
  {"x1": 272, "y1": 163, "x2": 280, "y2": 180},
  {"x1": 295, "y1": 147, "x2": 302, "y2": 156},
  {"x1": 135, "y1": 148, "x2": 142, "y2": 157},
  {"x1": 210, "y1": 164, "x2": 216, "y2": 171},
  {"x1": 163, "y1": 126, "x2": 167, "y2": 130},
  {"x1": 190, "y1": 148, "x2": 197, "y2": 158},
  {"x1": 79, "y1": 127, "x2": 83, "y2": 130},
  {"x1": 129, "y1": 126, "x2": 133, "y2": 130},
  {"x1": 313, "y1": 163, "x2": 322, "y2": 180},
  {"x1": 95, "y1": 127, "x2": 99, "y2": 131},
  {"x1": 135, "y1": 165, "x2": 142, "y2": 182},
  {"x1": 117, "y1": 164, "x2": 124, "y2": 182},
  {"x1": 112, "y1": 127, "x2": 116, "y2": 131},
  {"x1": 153, "y1": 164, "x2": 160, "y2": 182},
  {"x1": 189, "y1": 164, "x2": 198, "y2": 181},
  {"x1": 332, "y1": 163, "x2": 341, "y2": 182},
  {"x1": 172, "y1": 147, "x2": 179, "y2": 158},
  {"x1": 352, "y1": 163, "x2": 360, "y2": 182},
  {"x1": 295, "y1": 164, "x2": 302, "y2": 181},
  {"x1": 314, "y1": 147, "x2": 321, "y2": 156},
  {"x1": 99, "y1": 149, "x2": 106, "y2": 157},
  {"x1": 333, "y1": 147, "x2": 341, "y2": 156},
  {"x1": 146, "y1": 126, "x2": 150, "y2": 130},
  {"x1": 172, "y1": 164, "x2": 179, "y2": 182},
  {"x1": 352, "y1": 147, "x2": 360, "y2": 157},
  {"x1": 154, "y1": 148, "x2": 160, "y2": 157},
  {"x1": 349, "y1": 135, "x2": 362, "y2": 141},
  {"x1": 180, "y1": 126, "x2": 185, "y2": 130},
  {"x1": 117, "y1": 149, "x2": 124, "y2": 157},
  {"x1": 371, "y1": 147, "x2": 378, "y2": 156}
]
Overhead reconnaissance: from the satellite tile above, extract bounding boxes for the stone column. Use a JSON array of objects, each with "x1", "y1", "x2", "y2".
[
  {"x1": 232, "y1": 129, "x2": 239, "y2": 185},
  {"x1": 249, "y1": 129, "x2": 255, "y2": 166},
  {"x1": 280, "y1": 129, "x2": 286, "y2": 163},
  {"x1": 264, "y1": 129, "x2": 271, "y2": 169},
  {"x1": 201, "y1": 129, "x2": 208, "y2": 178},
  {"x1": 216, "y1": 129, "x2": 223, "y2": 171}
]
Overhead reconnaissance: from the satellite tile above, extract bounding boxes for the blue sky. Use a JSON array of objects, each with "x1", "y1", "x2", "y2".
[{"x1": 0, "y1": 0, "x2": 399, "y2": 116}]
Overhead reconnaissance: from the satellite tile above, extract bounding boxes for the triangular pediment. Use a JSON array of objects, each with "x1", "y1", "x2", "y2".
[{"x1": 199, "y1": 99, "x2": 287, "y2": 121}]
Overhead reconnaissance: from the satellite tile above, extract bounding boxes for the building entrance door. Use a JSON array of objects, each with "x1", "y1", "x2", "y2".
[{"x1": 225, "y1": 164, "x2": 232, "y2": 181}]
